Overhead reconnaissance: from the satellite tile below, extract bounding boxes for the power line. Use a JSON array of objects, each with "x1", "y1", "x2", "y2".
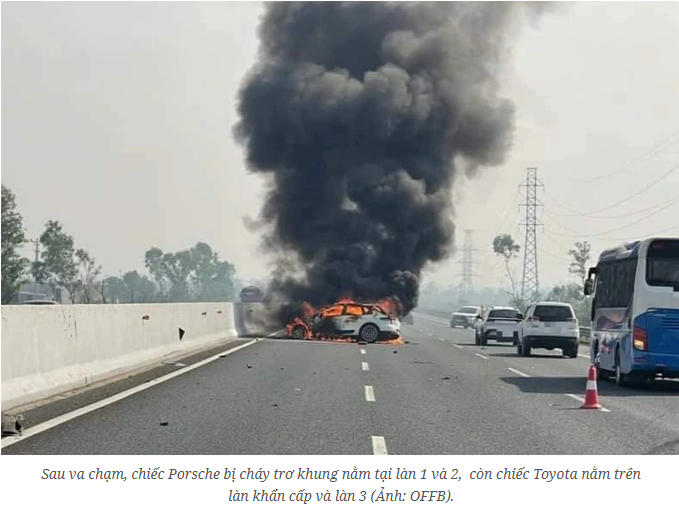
[
  {"x1": 543, "y1": 195, "x2": 678, "y2": 239},
  {"x1": 546, "y1": 193, "x2": 679, "y2": 219},
  {"x1": 573, "y1": 127, "x2": 679, "y2": 183},
  {"x1": 544, "y1": 161, "x2": 679, "y2": 217}
]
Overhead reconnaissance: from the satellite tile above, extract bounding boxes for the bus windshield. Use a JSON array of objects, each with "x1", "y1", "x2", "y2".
[{"x1": 646, "y1": 239, "x2": 679, "y2": 287}]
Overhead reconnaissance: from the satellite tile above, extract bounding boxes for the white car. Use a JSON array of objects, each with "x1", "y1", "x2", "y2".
[
  {"x1": 517, "y1": 302, "x2": 580, "y2": 358},
  {"x1": 475, "y1": 307, "x2": 522, "y2": 346},
  {"x1": 450, "y1": 306, "x2": 482, "y2": 328},
  {"x1": 289, "y1": 302, "x2": 401, "y2": 343}
]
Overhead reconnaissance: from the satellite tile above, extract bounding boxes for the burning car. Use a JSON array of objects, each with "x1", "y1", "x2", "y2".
[{"x1": 287, "y1": 301, "x2": 401, "y2": 343}]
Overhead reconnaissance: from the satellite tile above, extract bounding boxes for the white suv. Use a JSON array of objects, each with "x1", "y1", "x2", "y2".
[
  {"x1": 517, "y1": 302, "x2": 580, "y2": 358},
  {"x1": 475, "y1": 307, "x2": 522, "y2": 346}
]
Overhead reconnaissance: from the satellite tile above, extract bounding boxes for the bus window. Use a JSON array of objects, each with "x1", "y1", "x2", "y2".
[
  {"x1": 646, "y1": 239, "x2": 679, "y2": 287},
  {"x1": 595, "y1": 259, "x2": 636, "y2": 308}
]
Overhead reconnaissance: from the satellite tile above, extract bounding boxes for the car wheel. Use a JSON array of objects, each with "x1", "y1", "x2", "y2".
[
  {"x1": 475, "y1": 334, "x2": 480, "y2": 346},
  {"x1": 565, "y1": 344, "x2": 578, "y2": 358},
  {"x1": 521, "y1": 340, "x2": 531, "y2": 357},
  {"x1": 360, "y1": 323, "x2": 380, "y2": 343},
  {"x1": 480, "y1": 333, "x2": 487, "y2": 346},
  {"x1": 291, "y1": 325, "x2": 307, "y2": 340},
  {"x1": 615, "y1": 349, "x2": 631, "y2": 387},
  {"x1": 516, "y1": 342, "x2": 522, "y2": 356}
]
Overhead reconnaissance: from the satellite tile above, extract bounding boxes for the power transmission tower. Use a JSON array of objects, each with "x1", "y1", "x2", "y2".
[
  {"x1": 519, "y1": 168, "x2": 543, "y2": 301},
  {"x1": 457, "y1": 229, "x2": 476, "y2": 305}
]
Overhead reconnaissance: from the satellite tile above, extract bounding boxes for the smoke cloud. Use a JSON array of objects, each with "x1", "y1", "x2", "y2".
[{"x1": 235, "y1": 2, "x2": 548, "y2": 314}]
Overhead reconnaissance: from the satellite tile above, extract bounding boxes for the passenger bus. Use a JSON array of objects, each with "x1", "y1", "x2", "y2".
[{"x1": 584, "y1": 237, "x2": 679, "y2": 386}]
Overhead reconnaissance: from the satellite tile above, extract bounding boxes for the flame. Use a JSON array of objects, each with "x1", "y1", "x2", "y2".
[
  {"x1": 286, "y1": 317, "x2": 312, "y2": 339},
  {"x1": 376, "y1": 297, "x2": 401, "y2": 317},
  {"x1": 285, "y1": 298, "x2": 404, "y2": 345}
]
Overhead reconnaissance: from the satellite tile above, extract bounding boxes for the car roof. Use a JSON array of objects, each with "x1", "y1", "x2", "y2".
[
  {"x1": 489, "y1": 306, "x2": 518, "y2": 311},
  {"x1": 531, "y1": 301, "x2": 573, "y2": 307}
]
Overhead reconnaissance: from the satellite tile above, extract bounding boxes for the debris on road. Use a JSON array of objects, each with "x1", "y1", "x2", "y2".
[
  {"x1": 159, "y1": 421, "x2": 169, "y2": 427},
  {"x1": 247, "y1": 364, "x2": 253, "y2": 369},
  {"x1": 1, "y1": 413, "x2": 22, "y2": 436}
]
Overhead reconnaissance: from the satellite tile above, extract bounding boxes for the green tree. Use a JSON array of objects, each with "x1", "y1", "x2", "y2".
[
  {"x1": 144, "y1": 242, "x2": 237, "y2": 302},
  {"x1": 75, "y1": 249, "x2": 102, "y2": 303},
  {"x1": 567, "y1": 241, "x2": 591, "y2": 280},
  {"x1": 103, "y1": 276, "x2": 127, "y2": 303},
  {"x1": 1, "y1": 185, "x2": 29, "y2": 303},
  {"x1": 38, "y1": 221, "x2": 78, "y2": 300},
  {"x1": 144, "y1": 247, "x2": 168, "y2": 300},
  {"x1": 492, "y1": 234, "x2": 523, "y2": 307}
]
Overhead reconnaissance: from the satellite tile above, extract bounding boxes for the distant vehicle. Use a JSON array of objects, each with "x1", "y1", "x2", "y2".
[
  {"x1": 402, "y1": 313, "x2": 414, "y2": 325},
  {"x1": 517, "y1": 302, "x2": 579, "y2": 358},
  {"x1": 476, "y1": 307, "x2": 522, "y2": 346},
  {"x1": 239, "y1": 286, "x2": 265, "y2": 303},
  {"x1": 450, "y1": 306, "x2": 481, "y2": 328},
  {"x1": 584, "y1": 237, "x2": 679, "y2": 386},
  {"x1": 21, "y1": 299, "x2": 57, "y2": 305},
  {"x1": 289, "y1": 302, "x2": 401, "y2": 343}
]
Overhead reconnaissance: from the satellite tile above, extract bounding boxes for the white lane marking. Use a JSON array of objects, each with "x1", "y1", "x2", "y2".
[
  {"x1": 578, "y1": 354, "x2": 589, "y2": 359},
  {"x1": 364, "y1": 385, "x2": 376, "y2": 402},
  {"x1": 438, "y1": 337, "x2": 445, "y2": 342},
  {"x1": 508, "y1": 367, "x2": 531, "y2": 378},
  {"x1": 372, "y1": 436, "x2": 388, "y2": 455},
  {"x1": 267, "y1": 329, "x2": 285, "y2": 337},
  {"x1": 1, "y1": 339, "x2": 262, "y2": 449},
  {"x1": 474, "y1": 353, "x2": 489, "y2": 360},
  {"x1": 360, "y1": 349, "x2": 367, "y2": 355},
  {"x1": 453, "y1": 344, "x2": 462, "y2": 349},
  {"x1": 362, "y1": 362, "x2": 370, "y2": 371},
  {"x1": 564, "y1": 393, "x2": 610, "y2": 412}
]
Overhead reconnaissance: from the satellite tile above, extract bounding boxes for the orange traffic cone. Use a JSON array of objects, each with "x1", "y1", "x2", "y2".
[{"x1": 581, "y1": 365, "x2": 602, "y2": 409}]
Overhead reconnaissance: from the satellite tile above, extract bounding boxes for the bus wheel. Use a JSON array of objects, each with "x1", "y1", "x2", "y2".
[
  {"x1": 597, "y1": 365, "x2": 611, "y2": 381},
  {"x1": 615, "y1": 350, "x2": 631, "y2": 387}
]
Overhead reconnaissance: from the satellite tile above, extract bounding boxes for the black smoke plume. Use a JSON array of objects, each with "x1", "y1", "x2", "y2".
[{"x1": 235, "y1": 2, "x2": 548, "y2": 314}]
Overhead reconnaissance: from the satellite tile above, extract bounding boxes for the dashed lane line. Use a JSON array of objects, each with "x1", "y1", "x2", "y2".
[
  {"x1": 508, "y1": 367, "x2": 531, "y2": 378},
  {"x1": 360, "y1": 349, "x2": 367, "y2": 355},
  {"x1": 364, "y1": 385, "x2": 376, "y2": 402},
  {"x1": 564, "y1": 393, "x2": 610, "y2": 412},
  {"x1": 372, "y1": 436, "x2": 388, "y2": 455},
  {"x1": 362, "y1": 362, "x2": 370, "y2": 371},
  {"x1": 474, "y1": 353, "x2": 489, "y2": 360},
  {"x1": 453, "y1": 344, "x2": 462, "y2": 349},
  {"x1": 578, "y1": 354, "x2": 589, "y2": 359},
  {"x1": 1, "y1": 339, "x2": 262, "y2": 449}
]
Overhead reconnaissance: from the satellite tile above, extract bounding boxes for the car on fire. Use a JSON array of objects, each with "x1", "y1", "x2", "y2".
[{"x1": 289, "y1": 302, "x2": 401, "y2": 343}]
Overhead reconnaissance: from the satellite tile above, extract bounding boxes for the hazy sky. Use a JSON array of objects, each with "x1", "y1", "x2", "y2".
[{"x1": 2, "y1": 2, "x2": 678, "y2": 293}]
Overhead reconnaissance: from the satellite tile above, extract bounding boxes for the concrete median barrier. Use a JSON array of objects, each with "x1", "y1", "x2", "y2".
[{"x1": 1, "y1": 303, "x2": 238, "y2": 412}]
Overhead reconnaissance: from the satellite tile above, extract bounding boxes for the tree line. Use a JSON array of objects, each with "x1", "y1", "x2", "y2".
[{"x1": 1, "y1": 185, "x2": 239, "y2": 304}]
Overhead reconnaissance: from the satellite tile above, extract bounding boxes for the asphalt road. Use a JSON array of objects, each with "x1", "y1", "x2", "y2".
[{"x1": 3, "y1": 312, "x2": 678, "y2": 454}]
